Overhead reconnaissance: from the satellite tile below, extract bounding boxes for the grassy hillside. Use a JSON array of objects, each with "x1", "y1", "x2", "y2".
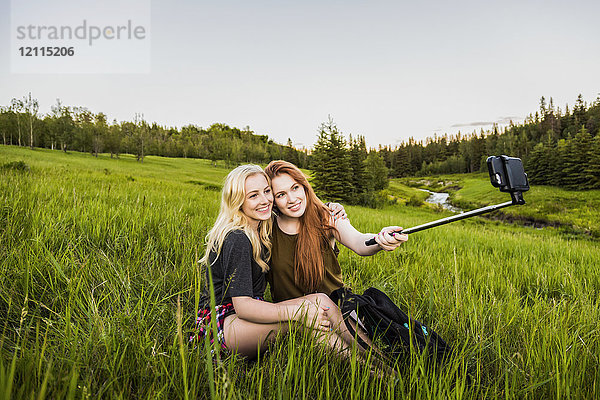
[{"x1": 1, "y1": 145, "x2": 599, "y2": 399}]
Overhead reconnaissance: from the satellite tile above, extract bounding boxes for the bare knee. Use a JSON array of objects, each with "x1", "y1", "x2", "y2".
[
  {"x1": 306, "y1": 293, "x2": 335, "y2": 308},
  {"x1": 223, "y1": 315, "x2": 287, "y2": 358}
]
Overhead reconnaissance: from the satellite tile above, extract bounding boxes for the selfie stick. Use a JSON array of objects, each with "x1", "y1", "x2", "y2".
[
  {"x1": 364, "y1": 192, "x2": 524, "y2": 246},
  {"x1": 364, "y1": 155, "x2": 529, "y2": 246}
]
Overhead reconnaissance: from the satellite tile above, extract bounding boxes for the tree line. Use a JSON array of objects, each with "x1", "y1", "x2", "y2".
[
  {"x1": 374, "y1": 94, "x2": 600, "y2": 190},
  {"x1": 2, "y1": 93, "x2": 598, "y2": 195},
  {"x1": 0, "y1": 94, "x2": 308, "y2": 167}
]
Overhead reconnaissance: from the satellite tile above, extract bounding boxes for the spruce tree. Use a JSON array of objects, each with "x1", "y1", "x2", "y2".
[
  {"x1": 348, "y1": 135, "x2": 369, "y2": 199},
  {"x1": 586, "y1": 134, "x2": 600, "y2": 189},
  {"x1": 528, "y1": 136, "x2": 558, "y2": 186},
  {"x1": 526, "y1": 143, "x2": 545, "y2": 184},
  {"x1": 550, "y1": 139, "x2": 568, "y2": 186},
  {"x1": 573, "y1": 94, "x2": 587, "y2": 128},
  {"x1": 407, "y1": 138, "x2": 423, "y2": 174},
  {"x1": 365, "y1": 152, "x2": 389, "y2": 191},
  {"x1": 311, "y1": 118, "x2": 352, "y2": 202},
  {"x1": 562, "y1": 125, "x2": 593, "y2": 189},
  {"x1": 542, "y1": 135, "x2": 557, "y2": 186},
  {"x1": 284, "y1": 138, "x2": 300, "y2": 165},
  {"x1": 393, "y1": 145, "x2": 411, "y2": 177}
]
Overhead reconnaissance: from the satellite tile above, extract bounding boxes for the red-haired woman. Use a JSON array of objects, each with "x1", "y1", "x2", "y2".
[{"x1": 264, "y1": 160, "x2": 408, "y2": 303}]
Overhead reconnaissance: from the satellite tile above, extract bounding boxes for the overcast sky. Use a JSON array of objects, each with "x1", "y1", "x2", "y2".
[{"x1": 1, "y1": 0, "x2": 599, "y2": 149}]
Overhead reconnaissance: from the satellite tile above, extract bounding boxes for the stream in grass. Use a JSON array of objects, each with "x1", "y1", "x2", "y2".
[{"x1": 420, "y1": 189, "x2": 461, "y2": 212}]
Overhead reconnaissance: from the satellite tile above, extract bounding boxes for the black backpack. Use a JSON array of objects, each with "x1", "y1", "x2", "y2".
[{"x1": 329, "y1": 287, "x2": 451, "y2": 364}]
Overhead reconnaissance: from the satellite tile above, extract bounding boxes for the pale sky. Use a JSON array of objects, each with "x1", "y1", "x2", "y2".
[{"x1": 1, "y1": 0, "x2": 599, "y2": 149}]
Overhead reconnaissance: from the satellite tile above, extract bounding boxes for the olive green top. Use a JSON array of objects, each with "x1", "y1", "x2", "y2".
[{"x1": 268, "y1": 220, "x2": 345, "y2": 302}]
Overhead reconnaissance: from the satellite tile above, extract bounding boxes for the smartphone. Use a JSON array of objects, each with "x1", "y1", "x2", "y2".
[{"x1": 487, "y1": 155, "x2": 529, "y2": 193}]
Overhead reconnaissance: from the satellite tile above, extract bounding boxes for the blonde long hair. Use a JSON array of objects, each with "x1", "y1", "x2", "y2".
[{"x1": 200, "y1": 164, "x2": 272, "y2": 272}]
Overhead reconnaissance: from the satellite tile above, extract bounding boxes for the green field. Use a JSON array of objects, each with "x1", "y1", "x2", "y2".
[{"x1": 1, "y1": 145, "x2": 600, "y2": 399}]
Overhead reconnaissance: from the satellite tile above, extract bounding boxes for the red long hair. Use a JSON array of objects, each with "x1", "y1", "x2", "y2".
[{"x1": 265, "y1": 160, "x2": 336, "y2": 292}]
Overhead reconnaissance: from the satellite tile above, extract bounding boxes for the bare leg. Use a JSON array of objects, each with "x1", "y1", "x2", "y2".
[
  {"x1": 223, "y1": 310, "x2": 351, "y2": 359},
  {"x1": 222, "y1": 295, "x2": 383, "y2": 362},
  {"x1": 223, "y1": 314, "x2": 288, "y2": 358}
]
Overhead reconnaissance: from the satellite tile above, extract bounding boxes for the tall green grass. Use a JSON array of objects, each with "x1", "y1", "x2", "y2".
[{"x1": 1, "y1": 146, "x2": 599, "y2": 398}]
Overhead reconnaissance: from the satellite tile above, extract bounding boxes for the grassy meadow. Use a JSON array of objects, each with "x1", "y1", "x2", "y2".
[{"x1": 1, "y1": 145, "x2": 600, "y2": 399}]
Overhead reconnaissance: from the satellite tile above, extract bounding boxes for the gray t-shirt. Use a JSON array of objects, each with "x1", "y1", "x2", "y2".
[{"x1": 201, "y1": 230, "x2": 266, "y2": 309}]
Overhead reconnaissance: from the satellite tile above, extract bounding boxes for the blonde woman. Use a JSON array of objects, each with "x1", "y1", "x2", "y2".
[{"x1": 193, "y1": 164, "x2": 352, "y2": 358}]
